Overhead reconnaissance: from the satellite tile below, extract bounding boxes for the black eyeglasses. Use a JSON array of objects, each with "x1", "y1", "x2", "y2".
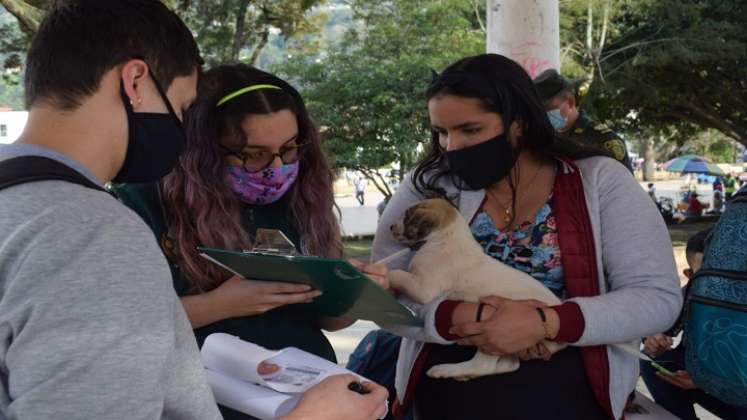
[{"x1": 220, "y1": 142, "x2": 308, "y2": 173}]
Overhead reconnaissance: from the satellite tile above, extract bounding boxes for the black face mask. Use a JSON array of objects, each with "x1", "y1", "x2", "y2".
[
  {"x1": 112, "y1": 74, "x2": 186, "y2": 184},
  {"x1": 446, "y1": 133, "x2": 518, "y2": 190}
]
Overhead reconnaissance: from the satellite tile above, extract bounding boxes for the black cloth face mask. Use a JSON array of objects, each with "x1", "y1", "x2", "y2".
[
  {"x1": 446, "y1": 133, "x2": 518, "y2": 190},
  {"x1": 112, "y1": 73, "x2": 186, "y2": 184}
]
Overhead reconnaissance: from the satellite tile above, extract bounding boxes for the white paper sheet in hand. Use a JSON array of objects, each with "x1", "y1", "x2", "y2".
[
  {"x1": 202, "y1": 333, "x2": 388, "y2": 420},
  {"x1": 202, "y1": 333, "x2": 356, "y2": 393},
  {"x1": 206, "y1": 370, "x2": 299, "y2": 419},
  {"x1": 201, "y1": 333, "x2": 278, "y2": 387}
]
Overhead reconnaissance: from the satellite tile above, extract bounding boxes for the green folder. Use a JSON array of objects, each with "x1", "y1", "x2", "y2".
[{"x1": 198, "y1": 247, "x2": 423, "y2": 327}]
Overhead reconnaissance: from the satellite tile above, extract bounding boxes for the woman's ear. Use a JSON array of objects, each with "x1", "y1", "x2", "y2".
[{"x1": 508, "y1": 120, "x2": 524, "y2": 147}]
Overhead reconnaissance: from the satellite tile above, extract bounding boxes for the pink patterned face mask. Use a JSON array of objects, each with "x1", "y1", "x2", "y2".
[{"x1": 226, "y1": 162, "x2": 299, "y2": 205}]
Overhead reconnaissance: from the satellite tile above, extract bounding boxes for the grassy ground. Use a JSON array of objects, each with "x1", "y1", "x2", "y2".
[{"x1": 343, "y1": 237, "x2": 375, "y2": 260}]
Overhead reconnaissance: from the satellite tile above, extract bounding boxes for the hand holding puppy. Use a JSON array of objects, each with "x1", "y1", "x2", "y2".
[{"x1": 450, "y1": 296, "x2": 559, "y2": 356}]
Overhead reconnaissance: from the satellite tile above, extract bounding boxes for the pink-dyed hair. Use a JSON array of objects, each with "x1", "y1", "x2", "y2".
[{"x1": 161, "y1": 63, "x2": 342, "y2": 292}]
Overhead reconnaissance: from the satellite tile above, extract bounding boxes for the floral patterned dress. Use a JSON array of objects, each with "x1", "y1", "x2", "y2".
[{"x1": 470, "y1": 198, "x2": 565, "y2": 298}]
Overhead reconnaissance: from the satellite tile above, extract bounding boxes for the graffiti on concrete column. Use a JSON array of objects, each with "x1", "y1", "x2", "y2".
[{"x1": 509, "y1": 41, "x2": 551, "y2": 78}]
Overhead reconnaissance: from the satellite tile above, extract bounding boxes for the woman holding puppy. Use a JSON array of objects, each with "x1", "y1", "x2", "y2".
[{"x1": 373, "y1": 54, "x2": 681, "y2": 419}]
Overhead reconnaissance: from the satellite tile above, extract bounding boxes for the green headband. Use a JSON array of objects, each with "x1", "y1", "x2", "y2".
[{"x1": 216, "y1": 84, "x2": 283, "y2": 107}]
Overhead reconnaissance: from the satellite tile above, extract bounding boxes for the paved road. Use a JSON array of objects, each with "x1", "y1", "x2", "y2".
[
  {"x1": 336, "y1": 190, "x2": 386, "y2": 237},
  {"x1": 336, "y1": 178, "x2": 720, "y2": 237}
]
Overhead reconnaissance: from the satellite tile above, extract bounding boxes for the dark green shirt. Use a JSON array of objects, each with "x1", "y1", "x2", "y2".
[
  {"x1": 566, "y1": 112, "x2": 633, "y2": 172},
  {"x1": 111, "y1": 183, "x2": 336, "y2": 361}
]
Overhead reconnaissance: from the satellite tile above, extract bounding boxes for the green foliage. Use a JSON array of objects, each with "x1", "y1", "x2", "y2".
[
  {"x1": 583, "y1": 0, "x2": 747, "y2": 149},
  {"x1": 672, "y1": 130, "x2": 740, "y2": 163},
  {"x1": 177, "y1": 0, "x2": 326, "y2": 67},
  {"x1": 0, "y1": 8, "x2": 26, "y2": 109},
  {"x1": 0, "y1": 1, "x2": 327, "y2": 108},
  {"x1": 559, "y1": 0, "x2": 628, "y2": 79},
  {"x1": 277, "y1": 0, "x2": 485, "y2": 197},
  {"x1": 0, "y1": 7, "x2": 28, "y2": 77}
]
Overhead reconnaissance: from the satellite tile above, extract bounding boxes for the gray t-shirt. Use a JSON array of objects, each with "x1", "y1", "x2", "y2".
[{"x1": 0, "y1": 144, "x2": 221, "y2": 420}]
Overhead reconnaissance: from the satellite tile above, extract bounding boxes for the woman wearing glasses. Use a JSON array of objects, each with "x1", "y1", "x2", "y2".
[{"x1": 111, "y1": 64, "x2": 375, "y2": 420}]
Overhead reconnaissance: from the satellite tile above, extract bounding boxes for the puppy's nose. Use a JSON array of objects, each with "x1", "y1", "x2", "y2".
[{"x1": 390, "y1": 224, "x2": 396, "y2": 232}]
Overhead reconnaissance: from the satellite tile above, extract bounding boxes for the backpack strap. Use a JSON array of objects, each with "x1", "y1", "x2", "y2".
[
  {"x1": 0, "y1": 156, "x2": 105, "y2": 192},
  {"x1": 730, "y1": 189, "x2": 747, "y2": 204}
]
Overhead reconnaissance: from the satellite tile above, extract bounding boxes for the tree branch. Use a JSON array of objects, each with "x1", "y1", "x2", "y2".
[
  {"x1": 668, "y1": 104, "x2": 747, "y2": 146},
  {"x1": 0, "y1": 0, "x2": 44, "y2": 33},
  {"x1": 357, "y1": 167, "x2": 391, "y2": 198},
  {"x1": 472, "y1": 0, "x2": 485, "y2": 33},
  {"x1": 248, "y1": 29, "x2": 269, "y2": 65},
  {"x1": 598, "y1": 0, "x2": 610, "y2": 51},
  {"x1": 600, "y1": 38, "x2": 681, "y2": 64}
]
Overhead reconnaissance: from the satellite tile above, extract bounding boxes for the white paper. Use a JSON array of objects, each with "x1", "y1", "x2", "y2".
[
  {"x1": 201, "y1": 333, "x2": 388, "y2": 419},
  {"x1": 264, "y1": 347, "x2": 359, "y2": 393},
  {"x1": 202, "y1": 333, "x2": 279, "y2": 386},
  {"x1": 206, "y1": 370, "x2": 299, "y2": 420}
]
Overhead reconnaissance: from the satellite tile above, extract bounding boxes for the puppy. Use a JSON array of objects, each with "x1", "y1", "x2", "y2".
[{"x1": 388, "y1": 198, "x2": 567, "y2": 380}]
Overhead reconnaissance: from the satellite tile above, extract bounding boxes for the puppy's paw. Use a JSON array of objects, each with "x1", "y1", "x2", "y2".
[
  {"x1": 426, "y1": 364, "x2": 459, "y2": 379},
  {"x1": 427, "y1": 363, "x2": 477, "y2": 380},
  {"x1": 386, "y1": 269, "x2": 410, "y2": 290}
]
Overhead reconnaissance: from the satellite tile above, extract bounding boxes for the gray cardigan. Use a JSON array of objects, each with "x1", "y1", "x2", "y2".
[{"x1": 372, "y1": 156, "x2": 682, "y2": 419}]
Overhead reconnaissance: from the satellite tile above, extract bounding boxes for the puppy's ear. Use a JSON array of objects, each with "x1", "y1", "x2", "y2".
[
  {"x1": 403, "y1": 206, "x2": 416, "y2": 224},
  {"x1": 415, "y1": 218, "x2": 436, "y2": 240}
]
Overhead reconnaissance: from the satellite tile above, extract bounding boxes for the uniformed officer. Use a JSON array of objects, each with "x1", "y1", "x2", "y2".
[{"x1": 534, "y1": 69, "x2": 633, "y2": 172}]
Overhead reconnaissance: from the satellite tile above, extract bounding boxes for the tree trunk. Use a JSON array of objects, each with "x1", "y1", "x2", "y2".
[
  {"x1": 0, "y1": 0, "x2": 44, "y2": 33},
  {"x1": 230, "y1": 0, "x2": 251, "y2": 61},
  {"x1": 643, "y1": 136, "x2": 656, "y2": 181}
]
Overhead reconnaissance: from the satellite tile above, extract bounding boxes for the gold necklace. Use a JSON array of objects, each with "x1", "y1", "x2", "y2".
[{"x1": 487, "y1": 163, "x2": 543, "y2": 226}]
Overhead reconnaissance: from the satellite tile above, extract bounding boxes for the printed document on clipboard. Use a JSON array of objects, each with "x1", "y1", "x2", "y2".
[{"x1": 202, "y1": 333, "x2": 387, "y2": 420}]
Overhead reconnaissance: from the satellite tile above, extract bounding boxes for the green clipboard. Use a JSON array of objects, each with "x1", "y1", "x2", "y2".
[{"x1": 198, "y1": 247, "x2": 423, "y2": 327}]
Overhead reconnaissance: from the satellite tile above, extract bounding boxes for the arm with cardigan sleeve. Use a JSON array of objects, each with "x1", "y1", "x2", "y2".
[
  {"x1": 371, "y1": 173, "x2": 457, "y2": 345},
  {"x1": 568, "y1": 158, "x2": 682, "y2": 346}
]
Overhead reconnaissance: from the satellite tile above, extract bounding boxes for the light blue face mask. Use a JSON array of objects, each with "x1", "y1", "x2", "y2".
[{"x1": 547, "y1": 109, "x2": 568, "y2": 130}]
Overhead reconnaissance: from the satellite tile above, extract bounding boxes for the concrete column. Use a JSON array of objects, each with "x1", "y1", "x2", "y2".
[{"x1": 486, "y1": 0, "x2": 560, "y2": 78}]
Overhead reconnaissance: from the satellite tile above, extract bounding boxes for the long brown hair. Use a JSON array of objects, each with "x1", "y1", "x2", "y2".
[{"x1": 161, "y1": 63, "x2": 342, "y2": 292}]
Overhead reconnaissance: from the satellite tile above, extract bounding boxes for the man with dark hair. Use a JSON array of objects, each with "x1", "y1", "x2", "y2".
[
  {"x1": 0, "y1": 2, "x2": 386, "y2": 419},
  {"x1": 533, "y1": 69, "x2": 633, "y2": 172},
  {"x1": 0, "y1": 3, "x2": 211, "y2": 419}
]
